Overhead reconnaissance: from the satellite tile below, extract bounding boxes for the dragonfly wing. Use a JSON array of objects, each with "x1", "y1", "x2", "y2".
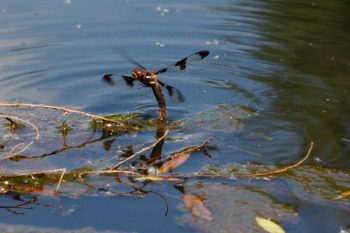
[
  {"x1": 116, "y1": 46, "x2": 147, "y2": 70},
  {"x1": 155, "y1": 50, "x2": 209, "y2": 75},
  {"x1": 102, "y1": 74, "x2": 116, "y2": 86},
  {"x1": 158, "y1": 80, "x2": 185, "y2": 102},
  {"x1": 102, "y1": 74, "x2": 135, "y2": 87},
  {"x1": 122, "y1": 75, "x2": 135, "y2": 87}
]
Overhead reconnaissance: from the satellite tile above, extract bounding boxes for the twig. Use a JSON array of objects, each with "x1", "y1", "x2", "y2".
[
  {"x1": 331, "y1": 190, "x2": 350, "y2": 201},
  {"x1": 86, "y1": 170, "x2": 142, "y2": 176},
  {"x1": 179, "y1": 137, "x2": 213, "y2": 155},
  {"x1": 56, "y1": 168, "x2": 66, "y2": 192},
  {"x1": 6, "y1": 141, "x2": 34, "y2": 157},
  {"x1": 1, "y1": 126, "x2": 100, "y2": 162},
  {"x1": 237, "y1": 142, "x2": 314, "y2": 177},
  {"x1": 151, "y1": 137, "x2": 213, "y2": 167},
  {"x1": 108, "y1": 130, "x2": 169, "y2": 170},
  {"x1": 0, "y1": 102, "x2": 123, "y2": 125},
  {"x1": 229, "y1": 145, "x2": 263, "y2": 157}
]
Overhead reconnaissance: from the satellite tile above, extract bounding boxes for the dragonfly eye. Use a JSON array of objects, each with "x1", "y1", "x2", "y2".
[{"x1": 132, "y1": 69, "x2": 141, "y2": 75}]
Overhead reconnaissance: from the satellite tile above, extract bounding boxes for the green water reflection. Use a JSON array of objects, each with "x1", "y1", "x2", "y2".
[{"x1": 220, "y1": 0, "x2": 350, "y2": 168}]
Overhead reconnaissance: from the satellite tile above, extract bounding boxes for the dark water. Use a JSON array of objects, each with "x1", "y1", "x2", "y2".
[{"x1": 1, "y1": 0, "x2": 350, "y2": 232}]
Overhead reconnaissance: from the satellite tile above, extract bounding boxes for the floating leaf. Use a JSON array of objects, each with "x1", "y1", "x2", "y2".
[
  {"x1": 182, "y1": 194, "x2": 213, "y2": 221},
  {"x1": 255, "y1": 216, "x2": 285, "y2": 233},
  {"x1": 159, "y1": 152, "x2": 191, "y2": 174},
  {"x1": 134, "y1": 176, "x2": 180, "y2": 182}
]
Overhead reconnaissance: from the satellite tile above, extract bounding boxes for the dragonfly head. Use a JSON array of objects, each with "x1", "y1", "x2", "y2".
[{"x1": 132, "y1": 68, "x2": 143, "y2": 80}]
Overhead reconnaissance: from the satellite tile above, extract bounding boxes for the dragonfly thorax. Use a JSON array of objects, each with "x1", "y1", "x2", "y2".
[{"x1": 132, "y1": 68, "x2": 157, "y2": 86}]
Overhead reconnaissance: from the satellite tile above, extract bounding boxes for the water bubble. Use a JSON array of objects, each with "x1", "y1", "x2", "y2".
[
  {"x1": 148, "y1": 166, "x2": 158, "y2": 175},
  {"x1": 76, "y1": 23, "x2": 82, "y2": 31},
  {"x1": 156, "y1": 6, "x2": 170, "y2": 16},
  {"x1": 64, "y1": 0, "x2": 72, "y2": 5},
  {"x1": 214, "y1": 55, "x2": 220, "y2": 59},
  {"x1": 155, "y1": 41, "x2": 165, "y2": 47},
  {"x1": 205, "y1": 39, "x2": 220, "y2": 46}
]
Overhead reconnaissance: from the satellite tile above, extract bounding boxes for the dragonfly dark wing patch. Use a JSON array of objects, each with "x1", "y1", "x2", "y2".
[
  {"x1": 155, "y1": 50, "x2": 209, "y2": 75},
  {"x1": 158, "y1": 80, "x2": 185, "y2": 102},
  {"x1": 102, "y1": 74, "x2": 135, "y2": 87},
  {"x1": 102, "y1": 74, "x2": 115, "y2": 86},
  {"x1": 122, "y1": 75, "x2": 135, "y2": 87}
]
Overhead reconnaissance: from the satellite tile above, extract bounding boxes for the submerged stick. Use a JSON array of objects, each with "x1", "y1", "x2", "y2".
[
  {"x1": 108, "y1": 130, "x2": 169, "y2": 170},
  {"x1": 0, "y1": 168, "x2": 66, "y2": 178}
]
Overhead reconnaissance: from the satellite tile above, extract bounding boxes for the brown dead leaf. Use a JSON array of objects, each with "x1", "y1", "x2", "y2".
[
  {"x1": 182, "y1": 194, "x2": 213, "y2": 221},
  {"x1": 12, "y1": 186, "x2": 56, "y2": 196},
  {"x1": 159, "y1": 152, "x2": 191, "y2": 174}
]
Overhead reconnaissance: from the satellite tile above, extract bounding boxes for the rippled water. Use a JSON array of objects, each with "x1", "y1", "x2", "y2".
[{"x1": 1, "y1": 0, "x2": 350, "y2": 232}]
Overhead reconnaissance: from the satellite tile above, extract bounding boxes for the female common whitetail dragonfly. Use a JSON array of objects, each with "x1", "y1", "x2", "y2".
[{"x1": 102, "y1": 50, "x2": 210, "y2": 121}]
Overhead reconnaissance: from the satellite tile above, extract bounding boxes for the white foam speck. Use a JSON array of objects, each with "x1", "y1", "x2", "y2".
[
  {"x1": 156, "y1": 6, "x2": 170, "y2": 16},
  {"x1": 148, "y1": 166, "x2": 158, "y2": 175},
  {"x1": 314, "y1": 157, "x2": 322, "y2": 163},
  {"x1": 155, "y1": 41, "x2": 165, "y2": 47},
  {"x1": 206, "y1": 39, "x2": 220, "y2": 46},
  {"x1": 76, "y1": 23, "x2": 82, "y2": 31}
]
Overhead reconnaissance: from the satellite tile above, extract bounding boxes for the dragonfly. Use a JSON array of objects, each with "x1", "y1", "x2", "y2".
[{"x1": 102, "y1": 50, "x2": 210, "y2": 121}]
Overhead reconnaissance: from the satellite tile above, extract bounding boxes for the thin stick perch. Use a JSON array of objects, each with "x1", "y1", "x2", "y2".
[{"x1": 108, "y1": 129, "x2": 169, "y2": 170}]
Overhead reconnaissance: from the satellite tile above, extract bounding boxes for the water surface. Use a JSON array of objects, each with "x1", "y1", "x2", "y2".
[{"x1": 1, "y1": 0, "x2": 350, "y2": 232}]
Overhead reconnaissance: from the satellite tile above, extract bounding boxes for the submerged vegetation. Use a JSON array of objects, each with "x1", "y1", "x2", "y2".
[{"x1": 0, "y1": 101, "x2": 349, "y2": 232}]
